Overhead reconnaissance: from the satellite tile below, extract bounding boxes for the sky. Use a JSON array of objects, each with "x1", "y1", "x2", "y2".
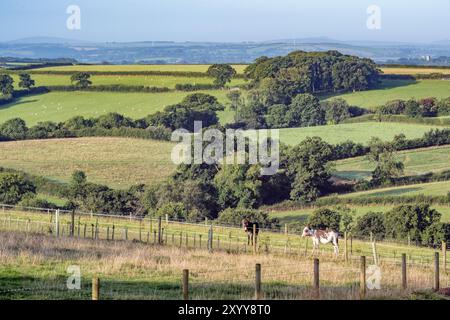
[{"x1": 1, "y1": 0, "x2": 450, "y2": 43}]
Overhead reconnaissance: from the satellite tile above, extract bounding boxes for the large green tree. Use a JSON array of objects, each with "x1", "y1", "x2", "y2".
[
  {"x1": 0, "y1": 74, "x2": 14, "y2": 95},
  {"x1": 0, "y1": 118, "x2": 28, "y2": 140},
  {"x1": 206, "y1": 64, "x2": 237, "y2": 87},
  {"x1": 0, "y1": 173, "x2": 36, "y2": 204},
  {"x1": 18, "y1": 73, "x2": 35, "y2": 90},
  {"x1": 70, "y1": 72, "x2": 92, "y2": 88},
  {"x1": 286, "y1": 137, "x2": 333, "y2": 202}
]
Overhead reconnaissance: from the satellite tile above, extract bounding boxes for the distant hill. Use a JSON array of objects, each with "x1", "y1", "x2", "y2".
[{"x1": 1, "y1": 37, "x2": 450, "y2": 65}]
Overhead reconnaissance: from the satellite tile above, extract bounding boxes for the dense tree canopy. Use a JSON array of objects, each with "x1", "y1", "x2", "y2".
[
  {"x1": 245, "y1": 50, "x2": 380, "y2": 105},
  {"x1": 0, "y1": 173, "x2": 36, "y2": 205}
]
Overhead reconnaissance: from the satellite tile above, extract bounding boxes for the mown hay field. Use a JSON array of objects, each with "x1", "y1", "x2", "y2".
[
  {"x1": 381, "y1": 67, "x2": 450, "y2": 75},
  {"x1": 0, "y1": 137, "x2": 176, "y2": 189}
]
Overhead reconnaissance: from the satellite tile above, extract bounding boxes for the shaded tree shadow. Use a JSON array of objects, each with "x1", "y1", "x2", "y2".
[{"x1": 0, "y1": 99, "x2": 39, "y2": 111}]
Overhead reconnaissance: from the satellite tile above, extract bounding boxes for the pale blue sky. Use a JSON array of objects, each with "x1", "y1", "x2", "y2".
[{"x1": 0, "y1": 0, "x2": 449, "y2": 42}]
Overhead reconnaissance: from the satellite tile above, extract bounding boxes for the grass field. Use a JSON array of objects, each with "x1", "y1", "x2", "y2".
[
  {"x1": 0, "y1": 137, "x2": 176, "y2": 189},
  {"x1": 0, "y1": 90, "x2": 234, "y2": 126},
  {"x1": 10, "y1": 74, "x2": 246, "y2": 89},
  {"x1": 269, "y1": 205, "x2": 450, "y2": 224},
  {"x1": 327, "y1": 80, "x2": 450, "y2": 109},
  {"x1": 33, "y1": 64, "x2": 248, "y2": 74},
  {"x1": 334, "y1": 145, "x2": 450, "y2": 181},
  {"x1": 332, "y1": 180, "x2": 450, "y2": 199},
  {"x1": 278, "y1": 122, "x2": 440, "y2": 145}
]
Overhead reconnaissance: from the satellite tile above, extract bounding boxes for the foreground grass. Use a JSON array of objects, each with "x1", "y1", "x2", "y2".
[
  {"x1": 327, "y1": 80, "x2": 450, "y2": 110},
  {"x1": 278, "y1": 122, "x2": 440, "y2": 145},
  {"x1": 0, "y1": 137, "x2": 176, "y2": 188},
  {"x1": 334, "y1": 145, "x2": 450, "y2": 180},
  {"x1": 0, "y1": 229, "x2": 447, "y2": 300},
  {"x1": 0, "y1": 90, "x2": 234, "y2": 126}
]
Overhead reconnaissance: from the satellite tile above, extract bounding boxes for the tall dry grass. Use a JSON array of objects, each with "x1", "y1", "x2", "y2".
[{"x1": 0, "y1": 230, "x2": 448, "y2": 300}]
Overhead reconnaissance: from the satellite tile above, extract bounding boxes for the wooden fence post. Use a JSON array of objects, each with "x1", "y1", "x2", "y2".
[
  {"x1": 253, "y1": 224, "x2": 257, "y2": 255},
  {"x1": 55, "y1": 209, "x2": 60, "y2": 237},
  {"x1": 182, "y1": 269, "x2": 189, "y2": 300},
  {"x1": 442, "y1": 241, "x2": 447, "y2": 273},
  {"x1": 344, "y1": 232, "x2": 348, "y2": 262},
  {"x1": 360, "y1": 256, "x2": 366, "y2": 299},
  {"x1": 92, "y1": 278, "x2": 100, "y2": 300},
  {"x1": 350, "y1": 233, "x2": 353, "y2": 256},
  {"x1": 255, "y1": 264, "x2": 261, "y2": 300},
  {"x1": 112, "y1": 225, "x2": 115, "y2": 241},
  {"x1": 434, "y1": 252, "x2": 440, "y2": 292},
  {"x1": 157, "y1": 216, "x2": 162, "y2": 244},
  {"x1": 313, "y1": 258, "x2": 320, "y2": 299},
  {"x1": 402, "y1": 253, "x2": 407, "y2": 291},
  {"x1": 208, "y1": 224, "x2": 213, "y2": 252},
  {"x1": 70, "y1": 210, "x2": 75, "y2": 237}
]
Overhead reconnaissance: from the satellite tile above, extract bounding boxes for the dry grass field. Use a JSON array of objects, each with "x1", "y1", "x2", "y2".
[
  {"x1": 0, "y1": 228, "x2": 448, "y2": 300},
  {"x1": 0, "y1": 137, "x2": 176, "y2": 188}
]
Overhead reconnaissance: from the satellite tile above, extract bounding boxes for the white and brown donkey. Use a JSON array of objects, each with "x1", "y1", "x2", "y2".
[{"x1": 302, "y1": 226, "x2": 339, "y2": 256}]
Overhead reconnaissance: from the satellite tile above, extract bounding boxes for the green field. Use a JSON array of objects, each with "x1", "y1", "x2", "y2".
[
  {"x1": 333, "y1": 180, "x2": 450, "y2": 198},
  {"x1": 335, "y1": 145, "x2": 450, "y2": 180},
  {"x1": 269, "y1": 204, "x2": 450, "y2": 224},
  {"x1": 278, "y1": 122, "x2": 440, "y2": 145},
  {"x1": 34, "y1": 64, "x2": 248, "y2": 74},
  {"x1": 327, "y1": 80, "x2": 450, "y2": 109},
  {"x1": 0, "y1": 137, "x2": 176, "y2": 189},
  {"x1": 10, "y1": 74, "x2": 246, "y2": 89},
  {"x1": 0, "y1": 90, "x2": 234, "y2": 126}
]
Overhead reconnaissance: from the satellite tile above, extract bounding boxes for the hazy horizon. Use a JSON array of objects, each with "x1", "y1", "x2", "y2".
[{"x1": 1, "y1": 0, "x2": 450, "y2": 43}]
